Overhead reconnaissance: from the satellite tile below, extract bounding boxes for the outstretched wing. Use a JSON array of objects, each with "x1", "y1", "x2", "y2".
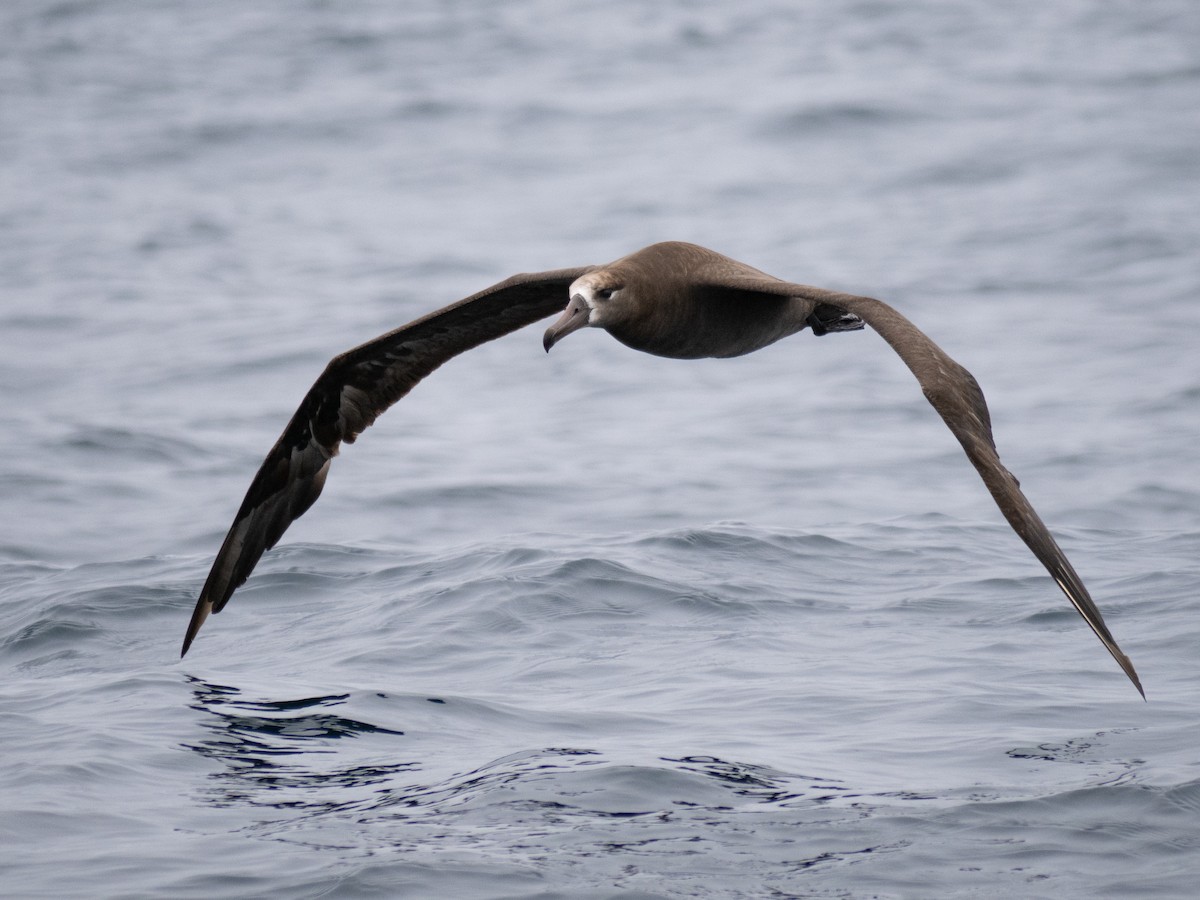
[
  {"x1": 182, "y1": 266, "x2": 592, "y2": 656},
  {"x1": 718, "y1": 273, "x2": 1142, "y2": 696}
]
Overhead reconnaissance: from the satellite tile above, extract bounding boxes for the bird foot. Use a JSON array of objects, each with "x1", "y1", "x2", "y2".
[{"x1": 807, "y1": 305, "x2": 865, "y2": 336}]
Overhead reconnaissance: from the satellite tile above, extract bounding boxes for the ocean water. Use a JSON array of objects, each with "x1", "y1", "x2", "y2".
[{"x1": 2, "y1": 1, "x2": 1199, "y2": 897}]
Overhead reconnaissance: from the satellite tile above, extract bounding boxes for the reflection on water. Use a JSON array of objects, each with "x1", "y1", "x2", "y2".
[
  {"x1": 183, "y1": 677, "x2": 415, "y2": 812},
  {"x1": 182, "y1": 676, "x2": 935, "y2": 833}
]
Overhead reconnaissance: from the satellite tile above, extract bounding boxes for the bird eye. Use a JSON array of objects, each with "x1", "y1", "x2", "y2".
[{"x1": 595, "y1": 288, "x2": 614, "y2": 300}]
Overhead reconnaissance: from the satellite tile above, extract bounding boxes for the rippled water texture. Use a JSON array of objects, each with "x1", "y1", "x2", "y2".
[{"x1": 2, "y1": 1, "x2": 1199, "y2": 897}]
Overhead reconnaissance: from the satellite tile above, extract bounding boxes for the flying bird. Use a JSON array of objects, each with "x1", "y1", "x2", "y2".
[{"x1": 182, "y1": 241, "x2": 1142, "y2": 697}]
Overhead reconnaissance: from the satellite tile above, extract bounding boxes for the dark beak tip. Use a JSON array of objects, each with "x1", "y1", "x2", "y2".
[{"x1": 543, "y1": 292, "x2": 590, "y2": 353}]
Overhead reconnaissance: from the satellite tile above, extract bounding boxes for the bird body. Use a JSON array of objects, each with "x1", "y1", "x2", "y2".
[{"x1": 182, "y1": 242, "x2": 1142, "y2": 698}]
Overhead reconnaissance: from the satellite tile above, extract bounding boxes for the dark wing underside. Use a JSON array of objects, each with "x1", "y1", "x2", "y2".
[
  {"x1": 713, "y1": 275, "x2": 1143, "y2": 697},
  {"x1": 182, "y1": 266, "x2": 592, "y2": 656}
]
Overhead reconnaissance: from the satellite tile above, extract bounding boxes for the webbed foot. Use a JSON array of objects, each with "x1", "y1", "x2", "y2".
[{"x1": 807, "y1": 304, "x2": 865, "y2": 336}]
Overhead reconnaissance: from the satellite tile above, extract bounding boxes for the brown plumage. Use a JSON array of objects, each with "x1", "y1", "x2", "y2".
[{"x1": 182, "y1": 242, "x2": 1142, "y2": 698}]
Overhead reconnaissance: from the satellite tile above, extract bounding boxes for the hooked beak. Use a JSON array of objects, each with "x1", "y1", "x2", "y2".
[{"x1": 543, "y1": 293, "x2": 591, "y2": 352}]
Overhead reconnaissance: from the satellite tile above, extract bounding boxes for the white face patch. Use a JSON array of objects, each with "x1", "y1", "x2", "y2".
[
  {"x1": 568, "y1": 275, "x2": 599, "y2": 309},
  {"x1": 567, "y1": 275, "x2": 621, "y2": 327}
]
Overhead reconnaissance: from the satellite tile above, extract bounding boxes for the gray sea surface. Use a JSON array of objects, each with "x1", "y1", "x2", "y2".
[{"x1": 2, "y1": 1, "x2": 1199, "y2": 897}]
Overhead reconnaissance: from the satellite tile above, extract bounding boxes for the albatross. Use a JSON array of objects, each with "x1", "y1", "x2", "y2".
[{"x1": 181, "y1": 241, "x2": 1143, "y2": 697}]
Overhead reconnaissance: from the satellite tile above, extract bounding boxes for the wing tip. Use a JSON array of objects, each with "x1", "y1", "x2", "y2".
[
  {"x1": 1114, "y1": 650, "x2": 1146, "y2": 701},
  {"x1": 1049, "y1": 576, "x2": 1146, "y2": 700},
  {"x1": 180, "y1": 598, "x2": 212, "y2": 659}
]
